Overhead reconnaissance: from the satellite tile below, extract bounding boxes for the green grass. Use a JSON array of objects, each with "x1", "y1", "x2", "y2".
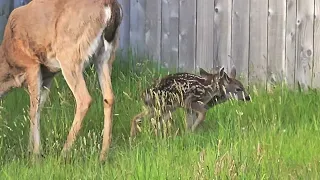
[{"x1": 0, "y1": 55, "x2": 320, "y2": 179}]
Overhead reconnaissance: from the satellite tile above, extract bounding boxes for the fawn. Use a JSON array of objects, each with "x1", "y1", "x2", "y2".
[
  {"x1": 130, "y1": 66, "x2": 251, "y2": 137},
  {"x1": 130, "y1": 67, "x2": 230, "y2": 137}
]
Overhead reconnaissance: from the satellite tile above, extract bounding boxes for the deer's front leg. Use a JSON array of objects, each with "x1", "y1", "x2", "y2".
[{"x1": 26, "y1": 66, "x2": 42, "y2": 156}]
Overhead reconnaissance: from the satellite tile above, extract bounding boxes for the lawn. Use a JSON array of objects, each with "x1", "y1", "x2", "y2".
[{"x1": 0, "y1": 55, "x2": 320, "y2": 179}]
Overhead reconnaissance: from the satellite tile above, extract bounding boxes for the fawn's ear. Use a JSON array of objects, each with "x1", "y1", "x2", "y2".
[
  {"x1": 230, "y1": 66, "x2": 237, "y2": 79},
  {"x1": 218, "y1": 66, "x2": 225, "y2": 79},
  {"x1": 199, "y1": 68, "x2": 211, "y2": 79}
]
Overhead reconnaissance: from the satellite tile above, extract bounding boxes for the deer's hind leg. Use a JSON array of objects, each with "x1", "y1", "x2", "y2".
[
  {"x1": 26, "y1": 65, "x2": 42, "y2": 157},
  {"x1": 28, "y1": 67, "x2": 56, "y2": 157},
  {"x1": 93, "y1": 30, "x2": 120, "y2": 162}
]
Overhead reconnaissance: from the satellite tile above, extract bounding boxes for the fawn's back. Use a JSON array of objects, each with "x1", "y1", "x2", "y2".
[
  {"x1": 142, "y1": 72, "x2": 221, "y2": 111},
  {"x1": 130, "y1": 67, "x2": 227, "y2": 137}
]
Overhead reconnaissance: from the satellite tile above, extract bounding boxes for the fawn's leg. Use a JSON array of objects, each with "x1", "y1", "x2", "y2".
[
  {"x1": 190, "y1": 102, "x2": 207, "y2": 132},
  {"x1": 185, "y1": 109, "x2": 197, "y2": 130},
  {"x1": 130, "y1": 110, "x2": 149, "y2": 137},
  {"x1": 27, "y1": 66, "x2": 42, "y2": 156},
  {"x1": 160, "y1": 110, "x2": 174, "y2": 128},
  {"x1": 60, "y1": 61, "x2": 92, "y2": 155},
  {"x1": 159, "y1": 110, "x2": 174, "y2": 137},
  {"x1": 183, "y1": 95, "x2": 198, "y2": 130},
  {"x1": 150, "y1": 109, "x2": 174, "y2": 137}
]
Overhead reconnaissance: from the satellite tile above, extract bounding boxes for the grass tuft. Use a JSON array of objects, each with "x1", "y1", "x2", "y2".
[{"x1": 0, "y1": 53, "x2": 319, "y2": 179}]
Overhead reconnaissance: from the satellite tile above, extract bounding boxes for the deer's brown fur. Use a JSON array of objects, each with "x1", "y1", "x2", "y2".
[{"x1": 0, "y1": 0, "x2": 122, "y2": 162}]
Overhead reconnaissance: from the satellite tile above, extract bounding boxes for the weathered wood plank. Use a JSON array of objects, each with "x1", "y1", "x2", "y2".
[
  {"x1": 285, "y1": 0, "x2": 297, "y2": 88},
  {"x1": 196, "y1": 0, "x2": 215, "y2": 72},
  {"x1": 313, "y1": 0, "x2": 320, "y2": 88},
  {"x1": 179, "y1": 0, "x2": 196, "y2": 72},
  {"x1": 161, "y1": 0, "x2": 179, "y2": 71},
  {"x1": 13, "y1": 0, "x2": 29, "y2": 8},
  {"x1": 130, "y1": 0, "x2": 146, "y2": 55},
  {"x1": 145, "y1": 0, "x2": 161, "y2": 63},
  {"x1": 0, "y1": 0, "x2": 12, "y2": 43},
  {"x1": 231, "y1": 0, "x2": 250, "y2": 85},
  {"x1": 248, "y1": 0, "x2": 268, "y2": 88},
  {"x1": 267, "y1": 0, "x2": 286, "y2": 89},
  {"x1": 295, "y1": 0, "x2": 314, "y2": 89},
  {"x1": 118, "y1": 0, "x2": 130, "y2": 53},
  {"x1": 213, "y1": 0, "x2": 232, "y2": 72}
]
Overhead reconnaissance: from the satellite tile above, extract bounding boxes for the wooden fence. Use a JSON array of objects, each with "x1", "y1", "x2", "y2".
[
  {"x1": 1, "y1": 0, "x2": 320, "y2": 89},
  {"x1": 0, "y1": 0, "x2": 30, "y2": 42},
  {"x1": 118, "y1": 0, "x2": 320, "y2": 89}
]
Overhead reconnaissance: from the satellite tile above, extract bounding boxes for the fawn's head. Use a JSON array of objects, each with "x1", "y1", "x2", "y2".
[
  {"x1": 200, "y1": 66, "x2": 251, "y2": 107},
  {"x1": 198, "y1": 66, "x2": 229, "y2": 97},
  {"x1": 211, "y1": 66, "x2": 250, "y2": 102}
]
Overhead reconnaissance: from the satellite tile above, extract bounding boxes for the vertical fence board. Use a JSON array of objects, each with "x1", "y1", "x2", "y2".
[
  {"x1": 13, "y1": 0, "x2": 29, "y2": 8},
  {"x1": 267, "y1": 0, "x2": 286, "y2": 89},
  {"x1": 5, "y1": 0, "x2": 320, "y2": 91},
  {"x1": 313, "y1": 0, "x2": 320, "y2": 88},
  {"x1": 118, "y1": 0, "x2": 130, "y2": 53},
  {"x1": 213, "y1": 0, "x2": 232, "y2": 72},
  {"x1": 285, "y1": 0, "x2": 297, "y2": 87},
  {"x1": 145, "y1": 0, "x2": 161, "y2": 62},
  {"x1": 161, "y1": 0, "x2": 179, "y2": 71},
  {"x1": 248, "y1": 0, "x2": 268, "y2": 88},
  {"x1": 0, "y1": 0, "x2": 12, "y2": 43},
  {"x1": 196, "y1": 0, "x2": 215, "y2": 72},
  {"x1": 179, "y1": 0, "x2": 196, "y2": 72},
  {"x1": 130, "y1": 0, "x2": 146, "y2": 55},
  {"x1": 231, "y1": 0, "x2": 250, "y2": 85},
  {"x1": 295, "y1": 0, "x2": 314, "y2": 89}
]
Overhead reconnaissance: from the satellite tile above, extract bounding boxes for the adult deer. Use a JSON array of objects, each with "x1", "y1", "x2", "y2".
[{"x1": 0, "y1": 0, "x2": 122, "y2": 162}]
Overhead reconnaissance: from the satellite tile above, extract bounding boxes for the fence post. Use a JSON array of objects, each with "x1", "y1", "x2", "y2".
[
  {"x1": 13, "y1": 0, "x2": 30, "y2": 9},
  {"x1": 0, "y1": 0, "x2": 12, "y2": 43}
]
